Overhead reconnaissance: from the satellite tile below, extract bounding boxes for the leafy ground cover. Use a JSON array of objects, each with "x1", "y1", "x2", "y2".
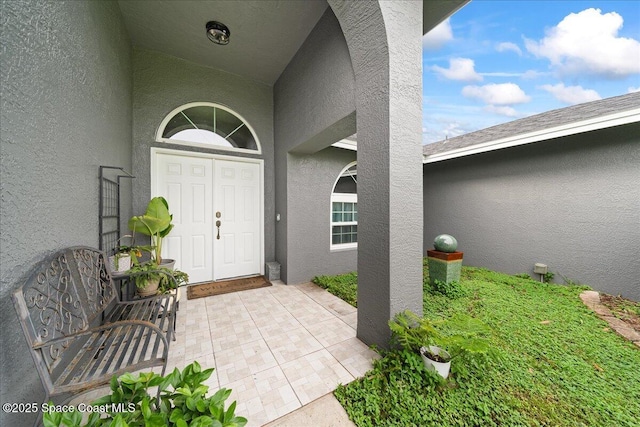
[
  {"x1": 312, "y1": 271, "x2": 358, "y2": 307},
  {"x1": 318, "y1": 262, "x2": 640, "y2": 426}
]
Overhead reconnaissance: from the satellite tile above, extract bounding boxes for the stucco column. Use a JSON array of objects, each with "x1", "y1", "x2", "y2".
[{"x1": 329, "y1": 1, "x2": 424, "y2": 347}]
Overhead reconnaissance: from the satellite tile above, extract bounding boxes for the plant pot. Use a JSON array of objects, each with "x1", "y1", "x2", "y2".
[
  {"x1": 420, "y1": 346, "x2": 451, "y2": 378},
  {"x1": 108, "y1": 254, "x2": 131, "y2": 273},
  {"x1": 160, "y1": 259, "x2": 176, "y2": 270},
  {"x1": 136, "y1": 278, "x2": 160, "y2": 297}
]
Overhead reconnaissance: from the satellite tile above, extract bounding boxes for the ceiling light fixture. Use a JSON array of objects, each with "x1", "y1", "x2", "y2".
[{"x1": 206, "y1": 21, "x2": 230, "y2": 45}]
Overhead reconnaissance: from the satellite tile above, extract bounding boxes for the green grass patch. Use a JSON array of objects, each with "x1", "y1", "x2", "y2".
[
  {"x1": 312, "y1": 271, "x2": 358, "y2": 307},
  {"x1": 327, "y1": 263, "x2": 640, "y2": 426}
]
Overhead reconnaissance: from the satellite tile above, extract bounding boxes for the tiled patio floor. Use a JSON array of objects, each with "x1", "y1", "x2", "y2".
[{"x1": 167, "y1": 281, "x2": 376, "y2": 426}]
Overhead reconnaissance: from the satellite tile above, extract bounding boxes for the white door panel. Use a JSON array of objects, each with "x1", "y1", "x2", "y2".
[
  {"x1": 156, "y1": 154, "x2": 213, "y2": 283},
  {"x1": 213, "y1": 160, "x2": 261, "y2": 280}
]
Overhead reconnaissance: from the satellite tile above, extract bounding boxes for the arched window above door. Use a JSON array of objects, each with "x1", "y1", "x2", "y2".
[{"x1": 156, "y1": 102, "x2": 261, "y2": 154}]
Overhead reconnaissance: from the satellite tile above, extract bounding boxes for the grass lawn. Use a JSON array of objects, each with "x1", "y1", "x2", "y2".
[{"x1": 313, "y1": 262, "x2": 640, "y2": 427}]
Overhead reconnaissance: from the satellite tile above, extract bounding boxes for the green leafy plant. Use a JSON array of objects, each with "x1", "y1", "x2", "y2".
[
  {"x1": 127, "y1": 262, "x2": 189, "y2": 294},
  {"x1": 389, "y1": 310, "x2": 492, "y2": 360},
  {"x1": 430, "y1": 279, "x2": 466, "y2": 299},
  {"x1": 129, "y1": 197, "x2": 174, "y2": 264},
  {"x1": 543, "y1": 271, "x2": 555, "y2": 283},
  {"x1": 42, "y1": 362, "x2": 247, "y2": 427}
]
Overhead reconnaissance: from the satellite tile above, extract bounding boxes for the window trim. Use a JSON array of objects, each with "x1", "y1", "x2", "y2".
[
  {"x1": 330, "y1": 161, "x2": 357, "y2": 251},
  {"x1": 155, "y1": 102, "x2": 262, "y2": 155}
]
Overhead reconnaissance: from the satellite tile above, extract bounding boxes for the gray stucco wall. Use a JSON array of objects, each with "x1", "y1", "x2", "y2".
[
  {"x1": 0, "y1": 1, "x2": 132, "y2": 425},
  {"x1": 274, "y1": 8, "x2": 356, "y2": 282},
  {"x1": 131, "y1": 48, "x2": 275, "y2": 264},
  {"x1": 423, "y1": 123, "x2": 640, "y2": 300},
  {"x1": 286, "y1": 148, "x2": 358, "y2": 284}
]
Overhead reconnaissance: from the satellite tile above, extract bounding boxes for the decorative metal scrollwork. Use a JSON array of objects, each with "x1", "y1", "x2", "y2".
[
  {"x1": 23, "y1": 253, "x2": 86, "y2": 370},
  {"x1": 73, "y1": 248, "x2": 116, "y2": 321}
]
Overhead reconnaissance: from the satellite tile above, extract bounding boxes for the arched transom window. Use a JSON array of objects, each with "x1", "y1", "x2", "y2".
[
  {"x1": 156, "y1": 102, "x2": 261, "y2": 154},
  {"x1": 331, "y1": 162, "x2": 357, "y2": 250}
]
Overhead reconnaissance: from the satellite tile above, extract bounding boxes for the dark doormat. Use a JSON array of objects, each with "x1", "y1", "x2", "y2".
[{"x1": 186, "y1": 275, "x2": 271, "y2": 300}]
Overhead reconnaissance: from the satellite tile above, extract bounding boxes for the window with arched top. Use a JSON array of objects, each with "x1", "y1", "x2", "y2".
[
  {"x1": 156, "y1": 102, "x2": 261, "y2": 154},
  {"x1": 331, "y1": 162, "x2": 357, "y2": 250}
]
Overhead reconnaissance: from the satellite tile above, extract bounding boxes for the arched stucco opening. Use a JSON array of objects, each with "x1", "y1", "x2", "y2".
[{"x1": 325, "y1": 1, "x2": 425, "y2": 348}]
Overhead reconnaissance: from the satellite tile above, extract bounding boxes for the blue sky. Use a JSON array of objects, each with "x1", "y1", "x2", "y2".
[{"x1": 422, "y1": 0, "x2": 640, "y2": 144}]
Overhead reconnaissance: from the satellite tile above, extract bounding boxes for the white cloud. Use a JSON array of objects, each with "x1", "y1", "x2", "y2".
[
  {"x1": 522, "y1": 69, "x2": 547, "y2": 80},
  {"x1": 628, "y1": 87, "x2": 640, "y2": 93},
  {"x1": 423, "y1": 119, "x2": 470, "y2": 144},
  {"x1": 525, "y1": 8, "x2": 640, "y2": 78},
  {"x1": 432, "y1": 58, "x2": 483, "y2": 82},
  {"x1": 496, "y1": 42, "x2": 522, "y2": 56},
  {"x1": 540, "y1": 83, "x2": 601, "y2": 105},
  {"x1": 462, "y1": 83, "x2": 531, "y2": 105},
  {"x1": 484, "y1": 105, "x2": 519, "y2": 117},
  {"x1": 423, "y1": 19, "x2": 453, "y2": 51}
]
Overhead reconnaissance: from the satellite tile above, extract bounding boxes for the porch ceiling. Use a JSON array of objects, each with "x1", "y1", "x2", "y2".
[
  {"x1": 117, "y1": 0, "x2": 329, "y2": 86},
  {"x1": 117, "y1": 0, "x2": 468, "y2": 87}
]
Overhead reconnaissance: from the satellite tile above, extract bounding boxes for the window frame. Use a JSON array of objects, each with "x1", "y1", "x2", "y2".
[
  {"x1": 155, "y1": 102, "x2": 262, "y2": 155},
  {"x1": 330, "y1": 161, "x2": 357, "y2": 251}
]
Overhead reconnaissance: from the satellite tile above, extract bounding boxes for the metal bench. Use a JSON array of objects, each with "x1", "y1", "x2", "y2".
[{"x1": 12, "y1": 246, "x2": 177, "y2": 411}]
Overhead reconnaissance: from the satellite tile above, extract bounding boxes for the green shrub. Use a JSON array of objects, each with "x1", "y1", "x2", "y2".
[{"x1": 43, "y1": 362, "x2": 247, "y2": 427}]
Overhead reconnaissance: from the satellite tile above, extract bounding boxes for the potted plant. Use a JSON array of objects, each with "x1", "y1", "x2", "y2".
[
  {"x1": 128, "y1": 196, "x2": 174, "y2": 267},
  {"x1": 108, "y1": 235, "x2": 151, "y2": 274},
  {"x1": 128, "y1": 262, "x2": 189, "y2": 297},
  {"x1": 389, "y1": 310, "x2": 492, "y2": 379},
  {"x1": 420, "y1": 345, "x2": 452, "y2": 378},
  {"x1": 108, "y1": 250, "x2": 131, "y2": 274}
]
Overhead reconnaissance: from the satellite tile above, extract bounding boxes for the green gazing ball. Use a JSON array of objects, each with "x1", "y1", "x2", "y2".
[{"x1": 434, "y1": 234, "x2": 458, "y2": 253}]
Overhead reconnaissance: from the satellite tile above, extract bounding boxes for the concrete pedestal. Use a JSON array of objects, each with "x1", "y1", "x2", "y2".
[{"x1": 427, "y1": 250, "x2": 463, "y2": 285}]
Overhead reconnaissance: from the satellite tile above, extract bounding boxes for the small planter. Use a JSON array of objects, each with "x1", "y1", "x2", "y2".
[
  {"x1": 108, "y1": 254, "x2": 131, "y2": 273},
  {"x1": 160, "y1": 258, "x2": 176, "y2": 270},
  {"x1": 136, "y1": 278, "x2": 160, "y2": 297},
  {"x1": 420, "y1": 346, "x2": 451, "y2": 378}
]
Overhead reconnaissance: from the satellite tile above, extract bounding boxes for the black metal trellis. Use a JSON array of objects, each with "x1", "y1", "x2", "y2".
[{"x1": 99, "y1": 166, "x2": 134, "y2": 255}]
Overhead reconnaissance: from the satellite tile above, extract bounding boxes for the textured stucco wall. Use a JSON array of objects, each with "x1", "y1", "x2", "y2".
[
  {"x1": 131, "y1": 48, "x2": 275, "y2": 264},
  {"x1": 0, "y1": 1, "x2": 132, "y2": 425},
  {"x1": 423, "y1": 124, "x2": 640, "y2": 300},
  {"x1": 286, "y1": 148, "x2": 358, "y2": 284},
  {"x1": 330, "y1": 1, "x2": 424, "y2": 347},
  {"x1": 274, "y1": 8, "x2": 356, "y2": 282}
]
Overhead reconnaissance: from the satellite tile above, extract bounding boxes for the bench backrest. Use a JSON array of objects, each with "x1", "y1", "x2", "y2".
[{"x1": 12, "y1": 247, "x2": 117, "y2": 375}]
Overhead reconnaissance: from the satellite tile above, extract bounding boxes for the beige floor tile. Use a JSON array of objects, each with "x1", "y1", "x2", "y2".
[
  {"x1": 215, "y1": 339, "x2": 278, "y2": 386},
  {"x1": 210, "y1": 319, "x2": 262, "y2": 352},
  {"x1": 227, "y1": 366, "x2": 301, "y2": 427},
  {"x1": 281, "y1": 349, "x2": 354, "y2": 405},
  {"x1": 327, "y1": 337, "x2": 379, "y2": 379},
  {"x1": 304, "y1": 316, "x2": 357, "y2": 347},
  {"x1": 339, "y1": 312, "x2": 358, "y2": 330},
  {"x1": 263, "y1": 327, "x2": 323, "y2": 364}
]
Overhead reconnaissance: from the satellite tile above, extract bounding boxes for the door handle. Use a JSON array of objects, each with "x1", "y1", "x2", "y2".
[{"x1": 216, "y1": 220, "x2": 221, "y2": 240}]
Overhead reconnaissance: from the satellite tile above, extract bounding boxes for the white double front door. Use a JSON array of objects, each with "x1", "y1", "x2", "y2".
[{"x1": 152, "y1": 150, "x2": 263, "y2": 283}]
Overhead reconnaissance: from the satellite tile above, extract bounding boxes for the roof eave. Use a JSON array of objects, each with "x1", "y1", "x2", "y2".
[{"x1": 423, "y1": 108, "x2": 640, "y2": 164}]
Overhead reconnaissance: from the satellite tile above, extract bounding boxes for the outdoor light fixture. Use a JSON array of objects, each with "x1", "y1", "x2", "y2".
[{"x1": 206, "y1": 21, "x2": 230, "y2": 45}]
